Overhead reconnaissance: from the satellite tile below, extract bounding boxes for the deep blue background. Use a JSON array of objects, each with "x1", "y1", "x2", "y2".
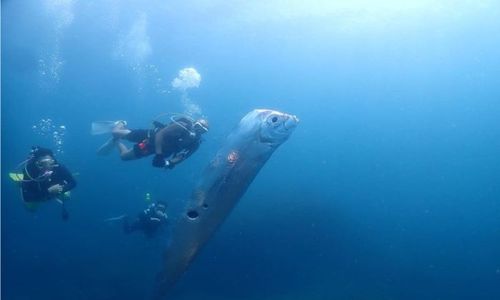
[{"x1": 2, "y1": 1, "x2": 500, "y2": 299}]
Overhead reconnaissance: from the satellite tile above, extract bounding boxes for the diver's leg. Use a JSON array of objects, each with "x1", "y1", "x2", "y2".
[
  {"x1": 109, "y1": 121, "x2": 130, "y2": 138},
  {"x1": 123, "y1": 217, "x2": 133, "y2": 234},
  {"x1": 121, "y1": 129, "x2": 148, "y2": 143},
  {"x1": 61, "y1": 202, "x2": 69, "y2": 221},
  {"x1": 112, "y1": 128, "x2": 132, "y2": 139},
  {"x1": 117, "y1": 142, "x2": 139, "y2": 161},
  {"x1": 123, "y1": 217, "x2": 141, "y2": 234},
  {"x1": 97, "y1": 137, "x2": 118, "y2": 155},
  {"x1": 97, "y1": 124, "x2": 132, "y2": 156}
]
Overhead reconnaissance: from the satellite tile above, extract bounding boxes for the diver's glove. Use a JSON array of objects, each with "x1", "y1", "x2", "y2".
[
  {"x1": 152, "y1": 154, "x2": 175, "y2": 169},
  {"x1": 152, "y1": 154, "x2": 166, "y2": 168},
  {"x1": 164, "y1": 159, "x2": 175, "y2": 169}
]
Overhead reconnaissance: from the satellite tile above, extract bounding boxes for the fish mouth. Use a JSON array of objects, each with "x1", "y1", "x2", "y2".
[{"x1": 284, "y1": 115, "x2": 299, "y2": 131}]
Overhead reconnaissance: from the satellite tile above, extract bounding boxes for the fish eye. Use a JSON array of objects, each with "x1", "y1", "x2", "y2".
[{"x1": 271, "y1": 116, "x2": 278, "y2": 123}]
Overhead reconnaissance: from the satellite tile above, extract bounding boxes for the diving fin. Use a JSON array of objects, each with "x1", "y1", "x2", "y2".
[
  {"x1": 24, "y1": 202, "x2": 39, "y2": 212},
  {"x1": 9, "y1": 173, "x2": 24, "y2": 182},
  {"x1": 96, "y1": 137, "x2": 117, "y2": 156},
  {"x1": 104, "y1": 214, "x2": 128, "y2": 222},
  {"x1": 91, "y1": 120, "x2": 127, "y2": 135}
]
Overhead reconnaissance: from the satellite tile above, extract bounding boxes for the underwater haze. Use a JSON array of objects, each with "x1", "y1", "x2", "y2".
[{"x1": 2, "y1": 0, "x2": 500, "y2": 299}]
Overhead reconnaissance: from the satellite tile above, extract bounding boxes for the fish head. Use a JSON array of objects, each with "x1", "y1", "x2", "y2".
[{"x1": 254, "y1": 109, "x2": 299, "y2": 145}]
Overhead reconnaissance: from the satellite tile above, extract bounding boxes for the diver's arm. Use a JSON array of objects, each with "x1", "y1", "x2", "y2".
[
  {"x1": 152, "y1": 128, "x2": 170, "y2": 167},
  {"x1": 169, "y1": 141, "x2": 200, "y2": 167},
  {"x1": 154, "y1": 128, "x2": 168, "y2": 156},
  {"x1": 154, "y1": 125, "x2": 184, "y2": 155},
  {"x1": 58, "y1": 166, "x2": 76, "y2": 192},
  {"x1": 153, "y1": 126, "x2": 187, "y2": 168},
  {"x1": 157, "y1": 211, "x2": 168, "y2": 222}
]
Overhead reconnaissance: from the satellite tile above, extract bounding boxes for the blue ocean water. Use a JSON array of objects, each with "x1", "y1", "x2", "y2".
[{"x1": 2, "y1": 1, "x2": 500, "y2": 299}]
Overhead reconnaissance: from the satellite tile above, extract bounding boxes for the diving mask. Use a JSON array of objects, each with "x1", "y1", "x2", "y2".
[
  {"x1": 194, "y1": 119, "x2": 209, "y2": 133},
  {"x1": 36, "y1": 156, "x2": 58, "y2": 169}
]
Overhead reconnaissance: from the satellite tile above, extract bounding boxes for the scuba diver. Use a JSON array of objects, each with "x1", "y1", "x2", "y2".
[
  {"x1": 12, "y1": 146, "x2": 77, "y2": 220},
  {"x1": 93, "y1": 115, "x2": 209, "y2": 169},
  {"x1": 122, "y1": 201, "x2": 168, "y2": 237}
]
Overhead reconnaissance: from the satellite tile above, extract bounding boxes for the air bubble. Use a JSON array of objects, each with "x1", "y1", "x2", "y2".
[{"x1": 32, "y1": 118, "x2": 67, "y2": 154}]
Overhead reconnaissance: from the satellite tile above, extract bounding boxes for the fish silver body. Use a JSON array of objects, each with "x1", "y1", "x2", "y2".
[{"x1": 155, "y1": 109, "x2": 299, "y2": 297}]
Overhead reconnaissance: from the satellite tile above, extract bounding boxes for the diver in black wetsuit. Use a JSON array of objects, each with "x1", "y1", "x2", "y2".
[
  {"x1": 96, "y1": 116, "x2": 209, "y2": 169},
  {"x1": 20, "y1": 146, "x2": 77, "y2": 220},
  {"x1": 123, "y1": 202, "x2": 168, "y2": 237}
]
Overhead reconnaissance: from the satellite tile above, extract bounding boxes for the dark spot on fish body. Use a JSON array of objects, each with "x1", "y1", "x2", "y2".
[{"x1": 187, "y1": 210, "x2": 199, "y2": 220}]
